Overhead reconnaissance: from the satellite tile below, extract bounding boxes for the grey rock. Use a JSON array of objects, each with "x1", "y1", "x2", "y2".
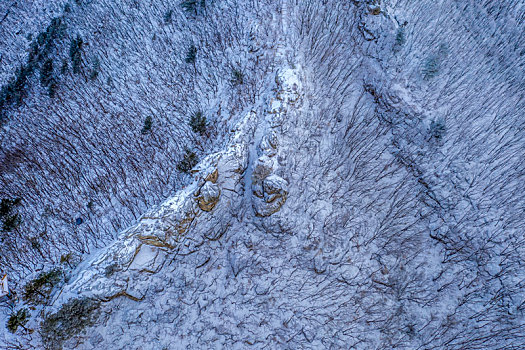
[
  {"x1": 196, "y1": 181, "x2": 220, "y2": 212},
  {"x1": 253, "y1": 175, "x2": 288, "y2": 217}
]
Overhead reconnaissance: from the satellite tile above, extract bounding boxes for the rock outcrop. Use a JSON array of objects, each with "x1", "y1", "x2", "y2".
[
  {"x1": 59, "y1": 111, "x2": 257, "y2": 302},
  {"x1": 27, "y1": 1, "x2": 525, "y2": 349},
  {"x1": 253, "y1": 174, "x2": 288, "y2": 217}
]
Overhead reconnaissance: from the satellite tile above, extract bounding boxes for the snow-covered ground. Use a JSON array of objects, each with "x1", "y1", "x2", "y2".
[{"x1": 1, "y1": 0, "x2": 524, "y2": 349}]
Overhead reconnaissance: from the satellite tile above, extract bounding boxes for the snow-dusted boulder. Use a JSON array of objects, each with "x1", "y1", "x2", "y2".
[
  {"x1": 196, "y1": 181, "x2": 220, "y2": 212},
  {"x1": 253, "y1": 174, "x2": 288, "y2": 217}
]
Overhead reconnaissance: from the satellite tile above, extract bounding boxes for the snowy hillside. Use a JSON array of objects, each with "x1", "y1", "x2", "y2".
[{"x1": 1, "y1": 0, "x2": 524, "y2": 349}]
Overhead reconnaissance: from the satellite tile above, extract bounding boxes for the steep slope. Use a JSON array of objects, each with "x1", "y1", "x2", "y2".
[
  {"x1": 1, "y1": 0, "x2": 525, "y2": 349},
  {"x1": 0, "y1": 0, "x2": 276, "y2": 280}
]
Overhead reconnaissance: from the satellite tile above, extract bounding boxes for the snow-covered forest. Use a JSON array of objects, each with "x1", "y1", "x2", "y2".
[{"x1": 1, "y1": 0, "x2": 524, "y2": 349}]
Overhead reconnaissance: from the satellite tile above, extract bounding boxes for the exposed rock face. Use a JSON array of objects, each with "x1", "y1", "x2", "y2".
[
  {"x1": 253, "y1": 174, "x2": 288, "y2": 217},
  {"x1": 196, "y1": 181, "x2": 220, "y2": 212},
  {"x1": 26, "y1": 1, "x2": 525, "y2": 349},
  {"x1": 59, "y1": 111, "x2": 257, "y2": 302},
  {"x1": 249, "y1": 67, "x2": 302, "y2": 218}
]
